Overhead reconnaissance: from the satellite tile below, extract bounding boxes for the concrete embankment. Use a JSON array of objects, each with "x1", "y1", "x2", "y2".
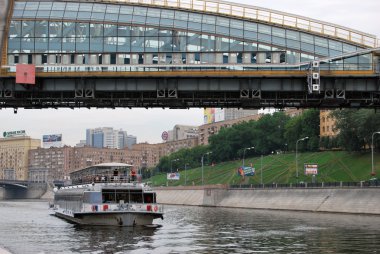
[{"x1": 155, "y1": 186, "x2": 380, "y2": 215}]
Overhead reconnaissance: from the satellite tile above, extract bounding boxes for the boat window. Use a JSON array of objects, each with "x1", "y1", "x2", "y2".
[
  {"x1": 129, "y1": 190, "x2": 143, "y2": 203},
  {"x1": 83, "y1": 191, "x2": 102, "y2": 203},
  {"x1": 143, "y1": 193, "x2": 156, "y2": 203},
  {"x1": 115, "y1": 190, "x2": 129, "y2": 203},
  {"x1": 102, "y1": 189, "x2": 116, "y2": 203}
]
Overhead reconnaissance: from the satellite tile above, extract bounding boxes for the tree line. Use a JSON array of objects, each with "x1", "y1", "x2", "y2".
[{"x1": 154, "y1": 109, "x2": 380, "y2": 173}]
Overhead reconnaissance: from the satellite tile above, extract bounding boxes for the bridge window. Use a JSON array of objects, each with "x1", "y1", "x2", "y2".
[
  {"x1": 49, "y1": 22, "x2": 62, "y2": 37},
  {"x1": 22, "y1": 21, "x2": 34, "y2": 37},
  {"x1": 13, "y1": 1, "x2": 26, "y2": 17},
  {"x1": 315, "y1": 46, "x2": 328, "y2": 56},
  {"x1": 301, "y1": 42, "x2": 314, "y2": 53},
  {"x1": 62, "y1": 22, "x2": 76, "y2": 37},
  {"x1": 92, "y1": 4, "x2": 105, "y2": 20},
  {"x1": 202, "y1": 16, "x2": 216, "y2": 34},
  {"x1": 9, "y1": 19, "x2": 21, "y2": 34},
  {"x1": 8, "y1": 1, "x2": 369, "y2": 71},
  {"x1": 273, "y1": 36, "x2": 286, "y2": 47},
  {"x1": 343, "y1": 44, "x2": 357, "y2": 53}
]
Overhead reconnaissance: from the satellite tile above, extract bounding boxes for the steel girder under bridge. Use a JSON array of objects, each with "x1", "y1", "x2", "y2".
[
  {"x1": 0, "y1": 69, "x2": 380, "y2": 109},
  {"x1": 0, "y1": 49, "x2": 379, "y2": 109},
  {"x1": 0, "y1": 73, "x2": 380, "y2": 109}
]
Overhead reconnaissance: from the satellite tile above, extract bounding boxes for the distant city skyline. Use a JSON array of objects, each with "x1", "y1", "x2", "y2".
[{"x1": 0, "y1": 0, "x2": 378, "y2": 146}]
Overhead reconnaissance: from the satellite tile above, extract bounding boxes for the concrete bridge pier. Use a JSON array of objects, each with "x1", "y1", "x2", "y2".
[{"x1": 0, "y1": 183, "x2": 47, "y2": 200}]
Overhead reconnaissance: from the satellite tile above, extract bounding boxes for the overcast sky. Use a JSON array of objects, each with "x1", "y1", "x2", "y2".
[{"x1": 1, "y1": 0, "x2": 379, "y2": 146}]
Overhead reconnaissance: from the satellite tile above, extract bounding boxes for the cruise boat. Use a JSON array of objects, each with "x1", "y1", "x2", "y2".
[{"x1": 53, "y1": 163, "x2": 163, "y2": 226}]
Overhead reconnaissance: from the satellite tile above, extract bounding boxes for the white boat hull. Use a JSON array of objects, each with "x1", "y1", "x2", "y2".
[{"x1": 55, "y1": 210, "x2": 163, "y2": 226}]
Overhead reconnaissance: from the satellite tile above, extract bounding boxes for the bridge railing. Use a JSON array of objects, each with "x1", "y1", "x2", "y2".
[
  {"x1": 98, "y1": 0, "x2": 378, "y2": 48},
  {"x1": 229, "y1": 180, "x2": 380, "y2": 189},
  {"x1": 2, "y1": 63, "x2": 376, "y2": 74}
]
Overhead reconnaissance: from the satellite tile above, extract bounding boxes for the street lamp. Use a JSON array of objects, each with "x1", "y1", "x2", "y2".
[
  {"x1": 296, "y1": 136, "x2": 309, "y2": 180},
  {"x1": 371, "y1": 131, "x2": 380, "y2": 176},
  {"x1": 201, "y1": 152, "x2": 212, "y2": 186},
  {"x1": 260, "y1": 154, "x2": 263, "y2": 185},
  {"x1": 242, "y1": 146, "x2": 255, "y2": 168},
  {"x1": 171, "y1": 158, "x2": 179, "y2": 173},
  {"x1": 184, "y1": 163, "x2": 189, "y2": 186}
]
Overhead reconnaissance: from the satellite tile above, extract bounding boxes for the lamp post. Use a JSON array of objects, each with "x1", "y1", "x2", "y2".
[
  {"x1": 171, "y1": 158, "x2": 179, "y2": 173},
  {"x1": 201, "y1": 152, "x2": 212, "y2": 186},
  {"x1": 260, "y1": 155, "x2": 263, "y2": 185},
  {"x1": 242, "y1": 146, "x2": 255, "y2": 168},
  {"x1": 371, "y1": 132, "x2": 380, "y2": 176},
  {"x1": 184, "y1": 163, "x2": 189, "y2": 186},
  {"x1": 296, "y1": 137, "x2": 309, "y2": 181}
]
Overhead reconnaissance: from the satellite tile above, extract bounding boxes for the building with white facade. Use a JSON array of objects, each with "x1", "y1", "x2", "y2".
[
  {"x1": 204, "y1": 108, "x2": 259, "y2": 124},
  {"x1": 86, "y1": 127, "x2": 130, "y2": 149},
  {"x1": 163, "y1": 125, "x2": 198, "y2": 142}
]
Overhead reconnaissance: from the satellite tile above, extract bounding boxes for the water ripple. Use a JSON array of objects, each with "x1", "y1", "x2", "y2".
[{"x1": 0, "y1": 201, "x2": 379, "y2": 254}]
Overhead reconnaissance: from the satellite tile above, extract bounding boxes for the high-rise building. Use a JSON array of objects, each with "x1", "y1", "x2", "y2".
[
  {"x1": 86, "y1": 129, "x2": 94, "y2": 147},
  {"x1": 93, "y1": 129, "x2": 104, "y2": 148},
  {"x1": 126, "y1": 135, "x2": 137, "y2": 149},
  {"x1": 86, "y1": 127, "x2": 130, "y2": 149},
  {"x1": 0, "y1": 135, "x2": 41, "y2": 180},
  {"x1": 163, "y1": 125, "x2": 198, "y2": 142}
]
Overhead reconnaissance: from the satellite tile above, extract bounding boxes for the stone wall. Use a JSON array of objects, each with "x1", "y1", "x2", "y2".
[{"x1": 155, "y1": 186, "x2": 380, "y2": 215}]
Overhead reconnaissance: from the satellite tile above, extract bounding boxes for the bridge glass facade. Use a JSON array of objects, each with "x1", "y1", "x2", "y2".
[{"x1": 6, "y1": 1, "x2": 373, "y2": 71}]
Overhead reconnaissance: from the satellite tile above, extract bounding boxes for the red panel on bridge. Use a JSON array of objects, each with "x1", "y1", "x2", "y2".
[{"x1": 16, "y1": 64, "x2": 35, "y2": 85}]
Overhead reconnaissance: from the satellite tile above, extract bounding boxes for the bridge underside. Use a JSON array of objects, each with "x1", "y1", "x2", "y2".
[{"x1": 1, "y1": 75, "x2": 380, "y2": 109}]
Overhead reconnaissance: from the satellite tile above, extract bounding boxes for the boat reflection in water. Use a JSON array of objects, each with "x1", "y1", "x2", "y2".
[{"x1": 53, "y1": 163, "x2": 163, "y2": 226}]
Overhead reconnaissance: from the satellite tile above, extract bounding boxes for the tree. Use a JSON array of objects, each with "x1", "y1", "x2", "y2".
[
  {"x1": 332, "y1": 109, "x2": 380, "y2": 152},
  {"x1": 284, "y1": 109, "x2": 319, "y2": 151}
]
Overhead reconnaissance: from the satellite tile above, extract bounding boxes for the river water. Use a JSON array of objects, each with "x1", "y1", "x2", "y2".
[{"x1": 0, "y1": 201, "x2": 379, "y2": 254}]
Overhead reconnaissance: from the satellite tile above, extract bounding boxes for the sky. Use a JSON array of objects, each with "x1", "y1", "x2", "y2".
[{"x1": 0, "y1": 0, "x2": 379, "y2": 146}]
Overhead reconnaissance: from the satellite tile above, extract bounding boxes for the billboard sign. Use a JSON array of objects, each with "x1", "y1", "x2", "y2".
[
  {"x1": 3, "y1": 130, "x2": 26, "y2": 138},
  {"x1": 237, "y1": 166, "x2": 255, "y2": 177},
  {"x1": 161, "y1": 131, "x2": 169, "y2": 141},
  {"x1": 204, "y1": 108, "x2": 216, "y2": 124},
  {"x1": 304, "y1": 164, "x2": 318, "y2": 175},
  {"x1": 43, "y1": 134, "x2": 62, "y2": 148},
  {"x1": 16, "y1": 64, "x2": 35, "y2": 85},
  {"x1": 167, "y1": 173, "x2": 180, "y2": 180}
]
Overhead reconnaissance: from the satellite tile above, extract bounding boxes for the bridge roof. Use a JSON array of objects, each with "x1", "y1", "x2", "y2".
[{"x1": 54, "y1": 0, "x2": 379, "y2": 48}]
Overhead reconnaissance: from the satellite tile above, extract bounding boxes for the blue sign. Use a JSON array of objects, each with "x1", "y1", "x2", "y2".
[{"x1": 238, "y1": 166, "x2": 255, "y2": 177}]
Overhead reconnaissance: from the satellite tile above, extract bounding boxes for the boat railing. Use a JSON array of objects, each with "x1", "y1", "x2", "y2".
[
  {"x1": 81, "y1": 202, "x2": 163, "y2": 214},
  {"x1": 72, "y1": 176, "x2": 141, "y2": 186}
]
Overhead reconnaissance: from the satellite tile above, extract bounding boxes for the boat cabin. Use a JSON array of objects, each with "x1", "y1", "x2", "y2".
[{"x1": 70, "y1": 162, "x2": 137, "y2": 184}]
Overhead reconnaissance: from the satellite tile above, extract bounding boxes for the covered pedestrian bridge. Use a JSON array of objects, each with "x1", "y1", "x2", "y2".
[{"x1": 0, "y1": 0, "x2": 379, "y2": 108}]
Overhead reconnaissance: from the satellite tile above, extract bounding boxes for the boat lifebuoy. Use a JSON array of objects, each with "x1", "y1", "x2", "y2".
[{"x1": 153, "y1": 206, "x2": 158, "y2": 212}]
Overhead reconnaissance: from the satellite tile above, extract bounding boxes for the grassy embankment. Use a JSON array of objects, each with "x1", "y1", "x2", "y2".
[{"x1": 146, "y1": 151, "x2": 379, "y2": 186}]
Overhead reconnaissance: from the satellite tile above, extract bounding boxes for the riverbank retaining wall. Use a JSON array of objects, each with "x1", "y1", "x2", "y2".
[{"x1": 154, "y1": 186, "x2": 380, "y2": 215}]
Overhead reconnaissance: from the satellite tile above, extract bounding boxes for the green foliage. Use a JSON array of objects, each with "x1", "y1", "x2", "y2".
[
  {"x1": 284, "y1": 109, "x2": 320, "y2": 151},
  {"x1": 332, "y1": 109, "x2": 380, "y2": 152},
  {"x1": 156, "y1": 145, "x2": 210, "y2": 173},
  {"x1": 158, "y1": 110, "x2": 321, "y2": 172},
  {"x1": 147, "y1": 151, "x2": 379, "y2": 186}
]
